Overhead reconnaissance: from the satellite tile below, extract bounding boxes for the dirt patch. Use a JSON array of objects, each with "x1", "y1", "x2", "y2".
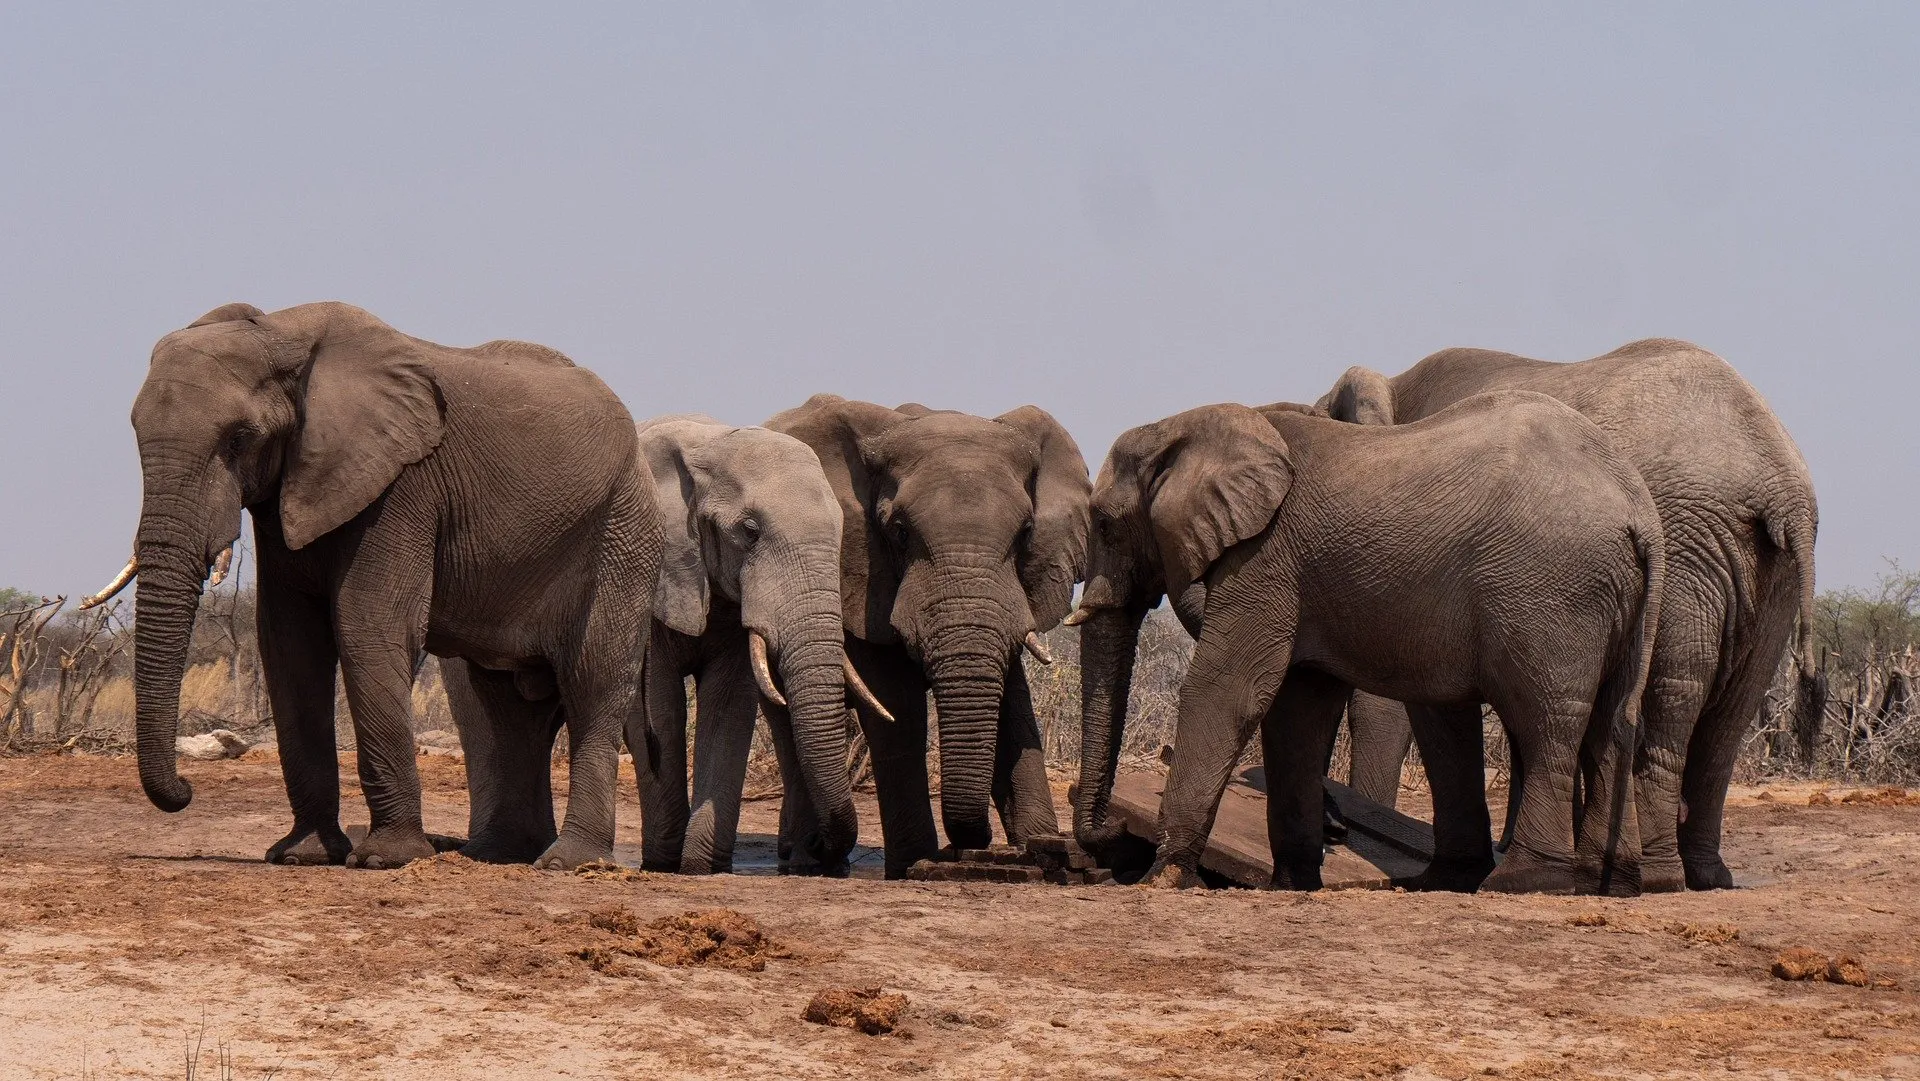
[
  {"x1": 802, "y1": 987, "x2": 909, "y2": 1035},
  {"x1": 1808, "y1": 786, "x2": 1920, "y2": 806},
  {"x1": 1137, "y1": 1011, "x2": 1410, "y2": 1079}
]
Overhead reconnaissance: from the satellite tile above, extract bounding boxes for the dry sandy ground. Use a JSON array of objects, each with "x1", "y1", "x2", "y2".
[{"x1": 1, "y1": 752, "x2": 1916, "y2": 1080}]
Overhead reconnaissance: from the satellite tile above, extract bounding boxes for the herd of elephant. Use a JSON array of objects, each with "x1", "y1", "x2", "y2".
[{"x1": 93, "y1": 301, "x2": 1817, "y2": 897}]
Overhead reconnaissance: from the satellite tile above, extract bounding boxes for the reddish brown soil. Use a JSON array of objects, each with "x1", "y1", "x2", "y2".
[{"x1": 1, "y1": 756, "x2": 1916, "y2": 1079}]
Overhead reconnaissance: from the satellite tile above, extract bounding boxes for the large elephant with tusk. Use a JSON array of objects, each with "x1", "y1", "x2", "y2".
[
  {"x1": 97, "y1": 301, "x2": 661, "y2": 871},
  {"x1": 623, "y1": 415, "x2": 890, "y2": 876},
  {"x1": 766, "y1": 396, "x2": 1090, "y2": 878}
]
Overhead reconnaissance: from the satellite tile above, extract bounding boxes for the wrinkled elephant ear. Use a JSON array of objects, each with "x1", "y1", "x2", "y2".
[
  {"x1": 188, "y1": 302, "x2": 266, "y2": 328},
  {"x1": 264, "y1": 303, "x2": 446, "y2": 551},
  {"x1": 1129, "y1": 404, "x2": 1294, "y2": 600},
  {"x1": 996, "y1": 405, "x2": 1091, "y2": 631},
  {"x1": 1317, "y1": 365, "x2": 1396, "y2": 425},
  {"x1": 764, "y1": 394, "x2": 909, "y2": 642},
  {"x1": 635, "y1": 417, "x2": 720, "y2": 637}
]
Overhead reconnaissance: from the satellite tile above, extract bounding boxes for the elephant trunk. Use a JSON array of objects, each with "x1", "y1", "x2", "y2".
[
  {"x1": 132, "y1": 496, "x2": 213, "y2": 813},
  {"x1": 925, "y1": 626, "x2": 1011, "y2": 853},
  {"x1": 1073, "y1": 606, "x2": 1146, "y2": 853},
  {"x1": 776, "y1": 607, "x2": 860, "y2": 865}
]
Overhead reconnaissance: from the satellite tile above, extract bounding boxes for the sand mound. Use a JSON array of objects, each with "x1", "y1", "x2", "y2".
[{"x1": 803, "y1": 987, "x2": 909, "y2": 1035}]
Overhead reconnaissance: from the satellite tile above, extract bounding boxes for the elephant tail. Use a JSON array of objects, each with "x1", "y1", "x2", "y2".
[
  {"x1": 1618, "y1": 517, "x2": 1667, "y2": 738},
  {"x1": 1763, "y1": 506, "x2": 1819, "y2": 674}
]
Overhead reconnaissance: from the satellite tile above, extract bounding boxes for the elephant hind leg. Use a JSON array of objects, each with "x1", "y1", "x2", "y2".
[
  {"x1": 1399, "y1": 702, "x2": 1495, "y2": 893},
  {"x1": 1345, "y1": 692, "x2": 1413, "y2": 810},
  {"x1": 453, "y1": 660, "x2": 562, "y2": 864},
  {"x1": 1261, "y1": 670, "x2": 1351, "y2": 891},
  {"x1": 1479, "y1": 687, "x2": 1590, "y2": 895}
]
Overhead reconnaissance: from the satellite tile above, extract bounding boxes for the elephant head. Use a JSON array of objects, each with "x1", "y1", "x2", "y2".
[
  {"x1": 1316, "y1": 366, "x2": 1396, "y2": 425},
  {"x1": 637, "y1": 414, "x2": 864, "y2": 864},
  {"x1": 115, "y1": 301, "x2": 444, "y2": 814},
  {"x1": 1065, "y1": 404, "x2": 1295, "y2": 851},
  {"x1": 767, "y1": 395, "x2": 1089, "y2": 850}
]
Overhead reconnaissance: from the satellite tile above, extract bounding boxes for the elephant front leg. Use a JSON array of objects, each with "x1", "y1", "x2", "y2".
[
  {"x1": 337, "y1": 645, "x2": 437, "y2": 869},
  {"x1": 992, "y1": 660, "x2": 1061, "y2": 845},
  {"x1": 634, "y1": 640, "x2": 692, "y2": 872},
  {"x1": 1146, "y1": 621, "x2": 1291, "y2": 888},
  {"x1": 255, "y1": 576, "x2": 350, "y2": 866},
  {"x1": 847, "y1": 639, "x2": 939, "y2": 879},
  {"x1": 1261, "y1": 671, "x2": 1351, "y2": 891},
  {"x1": 681, "y1": 645, "x2": 762, "y2": 874}
]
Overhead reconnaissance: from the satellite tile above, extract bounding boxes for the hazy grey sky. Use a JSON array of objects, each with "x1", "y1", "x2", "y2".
[{"x1": 2, "y1": 4, "x2": 1914, "y2": 597}]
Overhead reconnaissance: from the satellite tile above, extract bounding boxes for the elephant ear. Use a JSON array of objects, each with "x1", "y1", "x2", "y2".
[
  {"x1": 636, "y1": 417, "x2": 726, "y2": 637},
  {"x1": 995, "y1": 405, "x2": 1091, "y2": 631},
  {"x1": 764, "y1": 394, "x2": 908, "y2": 642},
  {"x1": 188, "y1": 302, "x2": 265, "y2": 328},
  {"x1": 1134, "y1": 405, "x2": 1294, "y2": 600},
  {"x1": 269, "y1": 304, "x2": 446, "y2": 550},
  {"x1": 1317, "y1": 365, "x2": 1396, "y2": 425}
]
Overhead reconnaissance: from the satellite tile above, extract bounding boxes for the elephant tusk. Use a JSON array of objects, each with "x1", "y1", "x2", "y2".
[
  {"x1": 1061, "y1": 606, "x2": 1091, "y2": 627},
  {"x1": 843, "y1": 657, "x2": 895, "y2": 723},
  {"x1": 1023, "y1": 631, "x2": 1054, "y2": 666},
  {"x1": 79, "y1": 555, "x2": 138, "y2": 610},
  {"x1": 749, "y1": 631, "x2": 787, "y2": 708},
  {"x1": 207, "y1": 546, "x2": 234, "y2": 588}
]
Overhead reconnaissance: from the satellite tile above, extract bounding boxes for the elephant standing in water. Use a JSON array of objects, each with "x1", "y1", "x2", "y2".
[
  {"x1": 107, "y1": 302, "x2": 661, "y2": 870},
  {"x1": 767, "y1": 395, "x2": 1090, "y2": 879},
  {"x1": 1321, "y1": 340, "x2": 1817, "y2": 891},
  {"x1": 1071, "y1": 396, "x2": 1665, "y2": 895},
  {"x1": 626, "y1": 415, "x2": 889, "y2": 876}
]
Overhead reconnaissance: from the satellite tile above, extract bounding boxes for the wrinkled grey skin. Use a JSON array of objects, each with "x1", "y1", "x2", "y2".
[
  {"x1": 127, "y1": 302, "x2": 660, "y2": 871},
  {"x1": 627, "y1": 416, "x2": 858, "y2": 876},
  {"x1": 1071, "y1": 396, "x2": 1665, "y2": 895},
  {"x1": 1344, "y1": 692, "x2": 1413, "y2": 808},
  {"x1": 1321, "y1": 340, "x2": 1817, "y2": 891},
  {"x1": 767, "y1": 395, "x2": 1090, "y2": 878}
]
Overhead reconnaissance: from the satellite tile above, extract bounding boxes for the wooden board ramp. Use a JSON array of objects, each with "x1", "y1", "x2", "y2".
[
  {"x1": 904, "y1": 835, "x2": 1116, "y2": 885},
  {"x1": 1097, "y1": 765, "x2": 1435, "y2": 889}
]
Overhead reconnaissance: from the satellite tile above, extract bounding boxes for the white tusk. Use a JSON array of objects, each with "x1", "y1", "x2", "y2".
[
  {"x1": 207, "y1": 547, "x2": 234, "y2": 588},
  {"x1": 1023, "y1": 631, "x2": 1054, "y2": 666},
  {"x1": 749, "y1": 631, "x2": 787, "y2": 708},
  {"x1": 1061, "y1": 606, "x2": 1091, "y2": 627},
  {"x1": 843, "y1": 657, "x2": 895, "y2": 723},
  {"x1": 79, "y1": 556, "x2": 138, "y2": 610}
]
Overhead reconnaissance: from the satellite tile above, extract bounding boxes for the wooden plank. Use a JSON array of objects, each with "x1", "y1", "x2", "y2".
[{"x1": 1104, "y1": 767, "x2": 1431, "y2": 889}]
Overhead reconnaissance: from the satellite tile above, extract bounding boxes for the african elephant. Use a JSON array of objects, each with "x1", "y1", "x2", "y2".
[
  {"x1": 1069, "y1": 394, "x2": 1665, "y2": 895},
  {"x1": 627, "y1": 415, "x2": 885, "y2": 876},
  {"x1": 1320, "y1": 339, "x2": 1817, "y2": 891},
  {"x1": 101, "y1": 301, "x2": 661, "y2": 870},
  {"x1": 766, "y1": 395, "x2": 1090, "y2": 878}
]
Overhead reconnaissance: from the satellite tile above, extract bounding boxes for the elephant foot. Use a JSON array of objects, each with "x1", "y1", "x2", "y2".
[
  {"x1": 1393, "y1": 856, "x2": 1494, "y2": 893},
  {"x1": 1269, "y1": 858, "x2": 1324, "y2": 892},
  {"x1": 1637, "y1": 857, "x2": 1687, "y2": 894},
  {"x1": 1479, "y1": 848, "x2": 1579, "y2": 895},
  {"x1": 267, "y1": 824, "x2": 351, "y2": 866},
  {"x1": 1137, "y1": 860, "x2": 1201, "y2": 890},
  {"x1": 1573, "y1": 860, "x2": 1642, "y2": 898},
  {"x1": 533, "y1": 833, "x2": 613, "y2": 872},
  {"x1": 1683, "y1": 856, "x2": 1736, "y2": 891},
  {"x1": 676, "y1": 857, "x2": 734, "y2": 876},
  {"x1": 461, "y1": 829, "x2": 552, "y2": 865},
  {"x1": 345, "y1": 825, "x2": 437, "y2": 870},
  {"x1": 780, "y1": 857, "x2": 851, "y2": 879}
]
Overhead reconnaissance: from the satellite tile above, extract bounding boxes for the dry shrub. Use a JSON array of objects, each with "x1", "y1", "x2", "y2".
[{"x1": 802, "y1": 987, "x2": 908, "y2": 1035}]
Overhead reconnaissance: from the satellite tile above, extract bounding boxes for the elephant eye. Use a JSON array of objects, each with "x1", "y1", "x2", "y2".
[
  {"x1": 740, "y1": 516, "x2": 761, "y2": 541},
  {"x1": 888, "y1": 514, "x2": 910, "y2": 548},
  {"x1": 223, "y1": 426, "x2": 258, "y2": 459}
]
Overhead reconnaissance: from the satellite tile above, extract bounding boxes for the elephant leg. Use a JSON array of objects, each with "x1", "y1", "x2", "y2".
[
  {"x1": 1399, "y1": 702, "x2": 1494, "y2": 892},
  {"x1": 763, "y1": 700, "x2": 835, "y2": 876},
  {"x1": 1496, "y1": 735, "x2": 1525, "y2": 854},
  {"x1": 847, "y1": 638, "x2": 938, "y2": 879},
  {"x1": 451, "y1": 660, "x2": 562, "y2": 863},
  {"x1": 1261, "y1": 670, "x2": 1351, "y2": 890},
  {"x1": 1575, "y1": 676, "x2": 1644, "y2": 898},
  {"x1": 1633, "y1": 578, "x2": 1719, "y2": 894},
  {"x1": 541, "y1": 659, "x2": 637, "y2": 871},
  {"x1": 633, "y1": 634, "x2": 692, "y2": 872},
  {"x1": 1346, "y1": 691, "x2": 1413, "y2": 810},
  {"x1": 682, "y1": 640, "x2": 761, "y2": 875},
  {"x1": 992, "y1": 659, "x2": 1060, "y2": 844},
  {"x1": 255, "y1": 576, "x2": 349, "y2": 866},
  {"x1": 1479, "y1": 688, "x2": 1586, "y2": 895},
  {"x1": 1680, "y1": 571, "x2": 1800, "y2": 890}
]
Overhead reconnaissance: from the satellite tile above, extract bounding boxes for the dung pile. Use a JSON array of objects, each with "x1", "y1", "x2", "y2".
[
  {"x1": 1771, "y1": 947, "x2": 1896, "y2": 988},
  {"x1": 575, "y1": 908, "x2": 790, "y2": 974},
  {"x1": 803, "y1": 987, "x2": 909, "y2": 1035}
]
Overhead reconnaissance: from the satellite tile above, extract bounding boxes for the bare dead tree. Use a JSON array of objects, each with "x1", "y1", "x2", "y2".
[
  {"x1": 54, "y1": 598, "x2": 129, "y2": 741},
  {"x1": 2, "y1": 595, "x2": 67, "y2": 744}
]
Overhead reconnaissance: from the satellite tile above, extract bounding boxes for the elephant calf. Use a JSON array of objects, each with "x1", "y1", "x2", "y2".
[{"x1": 1070, "y1": 393, "x2": 1665, "y2": 896}]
